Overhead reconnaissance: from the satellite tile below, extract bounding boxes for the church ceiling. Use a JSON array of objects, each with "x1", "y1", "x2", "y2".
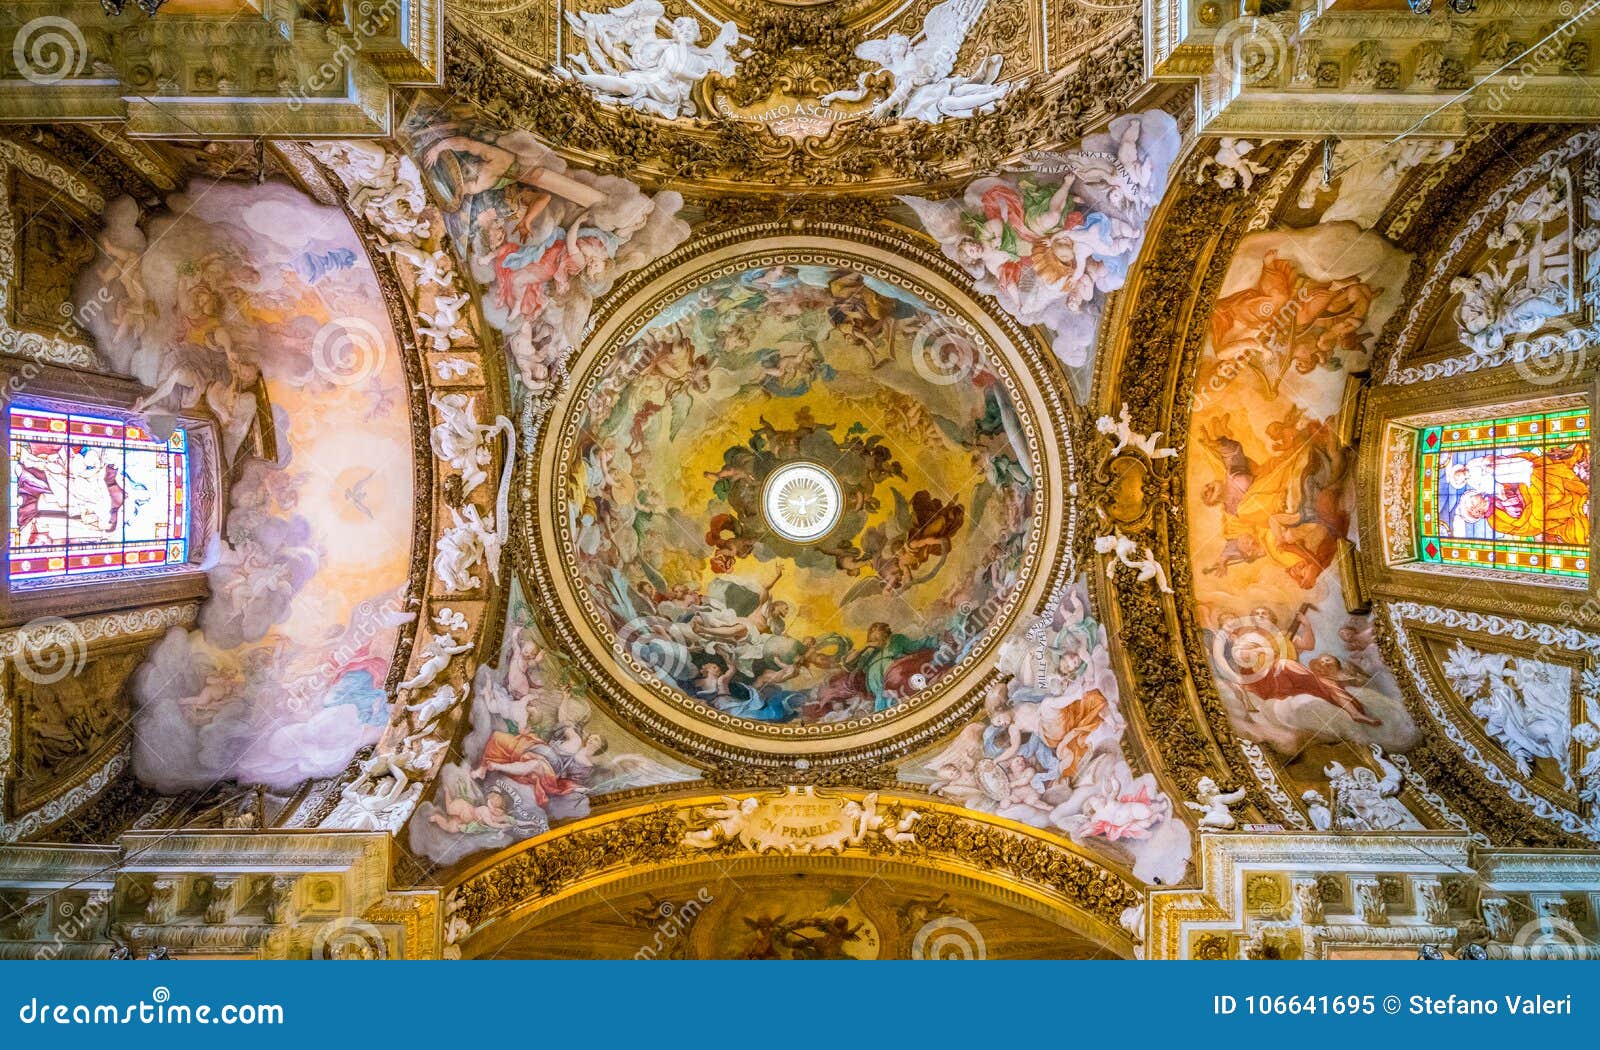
[{"x1": 0, "y1": 0, "x2": 1597, "y2": 962}]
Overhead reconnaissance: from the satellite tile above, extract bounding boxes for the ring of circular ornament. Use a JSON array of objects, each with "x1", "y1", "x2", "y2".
[{"x1": 522, "y1": 233, "x2": 1073, "y2": 765}]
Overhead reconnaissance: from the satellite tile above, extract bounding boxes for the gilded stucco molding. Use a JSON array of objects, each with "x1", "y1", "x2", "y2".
[
  {"x1": 443, "y1": 789, "x2": 1142, "y2": 958},
  {"x1": 281, "y1": 140, "x2": 512, "y2": 835},
  {"x1": 510, "y1": 221, "x2": 1076, "y2": 776},
  {"x1": 1091, "y1": 138, "x2": 1306, "y2": 824},
  {"x1": 0, "y1": 602, "x2": 197, "y2": 844}
]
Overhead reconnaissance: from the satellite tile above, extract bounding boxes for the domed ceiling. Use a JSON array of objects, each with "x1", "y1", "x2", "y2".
[
  {"x1": 526, "y1": 239, "x2": 1069, "y2": 761},
  {"x1": 565, "y1": 262, "x2": 1036, "y2": 722}
]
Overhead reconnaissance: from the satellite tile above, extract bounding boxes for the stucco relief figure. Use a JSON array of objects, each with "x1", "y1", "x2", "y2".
[
  {"x1": 1323, "y1": 746, "x2": 1422, "y2": 831},
  {"x1": 1186, "y1": 777, "x2": 1248, "y2": 830},
  {"x1": 821, "y1": 0, "x2": 1015, "y2": 123},
  {"x1": 1452, "y1": 174, "x2": 1574, "y2": 353},
  {"x1": 562, "y1": 1, "x2": 740, "y2": 120},
  {"x1": 1441, "y1": 642, "x2": 1581, "y2": 789}
]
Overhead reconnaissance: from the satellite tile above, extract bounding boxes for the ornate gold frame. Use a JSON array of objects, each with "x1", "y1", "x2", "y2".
[{"x1": 516, "y1": 226, "x2": 1073, "y2": 767}]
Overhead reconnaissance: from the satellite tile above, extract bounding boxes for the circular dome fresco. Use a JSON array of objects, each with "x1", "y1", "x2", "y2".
[{"x1": 528, "y1": 236, "x2": 1072, "y2": 763}]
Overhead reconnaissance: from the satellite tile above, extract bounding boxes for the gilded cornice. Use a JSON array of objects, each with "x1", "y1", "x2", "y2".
[
  {"x1": 442, "y1": 789, "x2": 1142, "y2": 956},
  {"x1": 1148, "y1": 829, "x2": 1600, "y2": 959},
  {"x1": 1149, "y1": 0, "x2": 1600, "y2": 138},
  {"x1": 0, "y1": 1, "x2": 441, "y2": 137}
]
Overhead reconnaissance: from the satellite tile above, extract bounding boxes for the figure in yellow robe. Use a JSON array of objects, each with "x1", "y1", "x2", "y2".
[{"x1": 1486, "y1": 447, "x2": 1591, "y2": 546}]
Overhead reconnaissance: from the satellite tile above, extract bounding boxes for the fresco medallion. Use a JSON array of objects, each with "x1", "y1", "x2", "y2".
[{"x1": 527, "y1": 236, "x2": 1072, "y2": 762}]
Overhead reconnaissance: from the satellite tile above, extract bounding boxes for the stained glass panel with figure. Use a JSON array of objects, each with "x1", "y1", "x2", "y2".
[
  {"x1": 1416, "y1": 407, "x2": 1590, "y2": 581},
  {"x1": 7, "y1": 406, "x2": 188, "y2": 582}
]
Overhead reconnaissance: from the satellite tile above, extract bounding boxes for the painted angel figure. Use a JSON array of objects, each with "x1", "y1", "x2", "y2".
[
  {"x1": 561, "y1": 0, "x2": 740, "y2": 119},
  {"x1": 821, "y1": 0, "x2": 1016, "y2": 123}
]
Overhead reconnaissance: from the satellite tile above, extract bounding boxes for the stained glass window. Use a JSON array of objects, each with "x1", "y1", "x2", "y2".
[
  {"x1": 7, "y1": 406, "x2": 189, "y2": 583},
  {"x1": 1416, "y1": 406, "x2": 1591, "y2": 581}
]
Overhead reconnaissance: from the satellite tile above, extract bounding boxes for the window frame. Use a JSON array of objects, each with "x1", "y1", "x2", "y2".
[
  {"x1": 0, "y1": 361, "x2": 215, "y2": 628},
  {"x1": 1357, "y1": 365, "x2": 1599, "y2": 623}
]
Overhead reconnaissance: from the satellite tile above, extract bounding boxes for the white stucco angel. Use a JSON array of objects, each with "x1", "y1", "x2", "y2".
[
  {"x1": 399, "y1": 631, "x2": 473, "y2": 692},
  {"x1": 1440, "y1": 641, "x2": 1574, "y2": 788},
  {"x1": 378, "y1": 241, "x2": 456, "y2": 290},
  {"x1": 432, "y1": 503, "x2": 506, "y2": 594},
  {"x1": 561, "y1": 0, "x2": 740, "y2": 119},
  {"x1": 429, "y1": 392, "x2": 514, "y2": 498},
  {"x1": 1185, "y1": 777, "x2": 1248, "y2": 830},
  {"x1": 821, "y1": 0, "x2": 1016, "y2": 123},
  {"x1": 1096, "y1": 402, "x2": 1178, "y2": 460},
  {"x1": 334, "y1": 734, "x2": 448, "y2": 830},
  {"x1": 418, "y1": 291, "x2": 472, "y2": 352},
  {"x1": 1094, "y1": 533, "x2": 1173, "y2": 594},
  {"x1": 1324, "y1": 745, "x2": 1420, "y2": 831},
  {"x1": 406, "y1": 682, "x2": 469, "y2": 732},
  {"x1": 682, "y1": 795, "x2": 759, "y2": 849}
]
